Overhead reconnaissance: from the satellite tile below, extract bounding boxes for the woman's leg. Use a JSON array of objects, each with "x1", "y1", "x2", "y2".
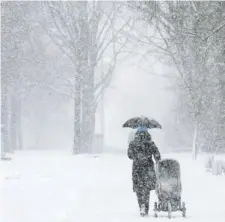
[
  {"x1": 143, "y1": 190, "x2": 150, "y2": 214},
  {"x1": 136, "y1": 188, "x2": 149, "y2": 216},
  {"x1": 136, "y1": 189, "x2": 143, "y2": 209}
]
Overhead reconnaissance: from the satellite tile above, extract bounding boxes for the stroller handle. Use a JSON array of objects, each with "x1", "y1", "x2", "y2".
[
  {"x1": 155, "y1": 161, "x2": 160, "y2": 175},
  {"x1": 155, "y1": 161, "x2": 160, "y2": 190}
]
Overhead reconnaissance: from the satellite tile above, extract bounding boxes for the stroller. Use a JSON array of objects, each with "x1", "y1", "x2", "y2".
[{"x1": 154, "y1": 159, "x2": 186, "y2": 219}]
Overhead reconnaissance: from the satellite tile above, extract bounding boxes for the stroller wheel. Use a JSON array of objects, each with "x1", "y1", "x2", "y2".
[
  {"x1": 154, "y1": 202, "x2": 158, "y2": 211},
  {"x1": 154, "y1": 202, "x2": 158, "y2": 217},
  {"x1": 182, "y1": 202, "x2": 186, "y2": 217},
  {"x1": 167, "y1": 201, "x2": 172, "y2": 219}
]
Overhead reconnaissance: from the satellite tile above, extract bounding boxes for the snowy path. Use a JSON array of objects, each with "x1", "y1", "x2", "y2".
[{"x1": 1, "y1": 151, "x2": 225, "y2": 222}]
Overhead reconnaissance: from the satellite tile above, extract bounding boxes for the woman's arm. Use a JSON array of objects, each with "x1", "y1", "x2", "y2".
[
  {"x1": 150, "y1": 141, "x2": 161, "y2": 162},
  {"x1": 127, "y1": 141, "x2": 135, "y2": 159}
]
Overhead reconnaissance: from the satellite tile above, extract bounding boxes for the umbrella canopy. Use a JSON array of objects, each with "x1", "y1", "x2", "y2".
[{"x1": 122, "y1": 116, "x2": 162, "y2": 129}]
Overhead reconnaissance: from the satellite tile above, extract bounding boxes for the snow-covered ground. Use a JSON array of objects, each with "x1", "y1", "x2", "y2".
[{"x1": 1, "y1": 151, "x2": 225, "y2": 222}]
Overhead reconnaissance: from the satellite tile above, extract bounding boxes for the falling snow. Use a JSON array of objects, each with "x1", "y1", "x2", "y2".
[{"x1": 1, "y1": 1, "x2": 225, "y2": 221}]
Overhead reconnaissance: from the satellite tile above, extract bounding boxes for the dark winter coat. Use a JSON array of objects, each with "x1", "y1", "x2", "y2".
[{"x1": 127, "y1": 131, "x2": 161, "y2": 192}]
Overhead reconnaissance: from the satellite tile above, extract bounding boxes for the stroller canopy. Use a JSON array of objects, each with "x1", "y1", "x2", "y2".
[{"x1": 158, "y1": 159, "x2": 180, "y2": 178}]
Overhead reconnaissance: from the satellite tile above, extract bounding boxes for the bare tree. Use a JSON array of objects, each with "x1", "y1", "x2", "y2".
[
  {"x1": 128, "y1": 1, "x2": 225, "y2": 157},
  {"x1": 1, "y1": 1, "x2": 71, "y2": 157},
  {"x1": 1, "y1": 1, "x2": 30, "y2": 156},
  {"x1": 44, "y1": 1, "x2": 132, "y2": 154}
]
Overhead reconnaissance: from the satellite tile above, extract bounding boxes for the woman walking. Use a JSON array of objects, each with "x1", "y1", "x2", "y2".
[{"x1": 128, "y1": 126, "x2": 161, "y2": 217}]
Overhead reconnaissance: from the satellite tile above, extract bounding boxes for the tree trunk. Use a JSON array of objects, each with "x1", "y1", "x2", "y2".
[
  {"x1": 81, "y1": 109, "x2": 95, "y2": 153},
  {"x1": 192, "y1": 122, "x2": 198, "y2": 160},
  {"x1": 81, "y1": 107, "x2": 95, "y2": 153},
  {"x1": 1, "y1": 85, "x2": 11, "y2": 157},
  {"x1": 73, "y1": 72, "x2": 81, "y2": 155},
  {"x1": 17, "y1": 98, "x2": 23, "y2": 150},
  {"x1": 81, "y1": 72, "x2": 95, "y2": 153},
  {"x1": 78, "y1": 0, "x2": 95, "y2": 154},
  {"x1": 10, "y1": 93, "x2": 17, "y2": 152}
]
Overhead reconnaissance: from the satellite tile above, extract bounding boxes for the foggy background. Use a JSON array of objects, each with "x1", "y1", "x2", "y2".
[{"x1": 2, "y1": 1, "x2": 225, "y2": 156}]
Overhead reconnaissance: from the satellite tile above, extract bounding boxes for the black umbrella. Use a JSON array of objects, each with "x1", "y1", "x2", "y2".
[{"x1": 122, "y1": 116, "x2": 162, "y2": 129}]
